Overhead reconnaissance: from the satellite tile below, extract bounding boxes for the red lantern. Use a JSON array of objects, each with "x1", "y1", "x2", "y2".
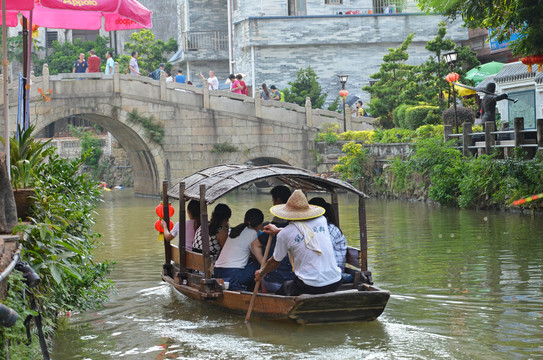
[
  {"x1": 155, "y1": 202, "x2": 174, "y2": 219},
  {"x1": 532, "y1": 54, "x2": 543, "y2": 72},
  {"x1": 154, "y1": 219, "x2": 173, "y2": 232},
  {"x1": 339, "y1": 89, "x2": 349, "y2": 99},
  {"x1": 446, "y1": 72, "x2": 459, "y2": 83},
  {"x1": 521, "y1": 56, "x2": 535, "y2": 73}
]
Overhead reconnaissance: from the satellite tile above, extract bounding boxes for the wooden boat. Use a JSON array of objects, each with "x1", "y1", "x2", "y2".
[{"x1": 160, "y1": 164, "x2": 390, "y2": 324}]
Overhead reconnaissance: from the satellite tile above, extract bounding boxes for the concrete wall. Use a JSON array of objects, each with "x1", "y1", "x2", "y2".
[{"x1": 232, "y1": 14, "x2": 468, "y2": 106}]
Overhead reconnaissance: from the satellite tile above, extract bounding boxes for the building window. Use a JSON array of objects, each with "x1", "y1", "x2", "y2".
[
  {"x1": 289, "y1": 0, "x2": 307, "y2": 15},
  {"x1": 325, "y1": 0, "x2": 342, "y2": 4},
  {"x1": 72, "y1": 30, "x2": 98, "y2": 43},
  {"x1": 46, "y1": 31, "x2": 58, "y2": 48},
  {"x1": 508, "y1": 90, "x2": 536, "y2": 129}
]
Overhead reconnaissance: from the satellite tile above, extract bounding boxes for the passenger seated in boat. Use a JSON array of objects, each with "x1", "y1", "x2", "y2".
[
  {"x1": 308, "y1": 197, "x2": 347, "y2": 272},
  {"x1": 192, "y1": 203, "x2": 231, "y2": 260},
  {"x1": 214, "y1": 208, "x2": 265, "y2": 290},
  {"x1": 255, "y1": 190, "x2": 342, "y2": 296},
  {"x1": 162, "y1": 200, "x2": 201, "y2": 251},
  {"x1": 258, "y1": 185, "x2": 296, "y2": 292}
]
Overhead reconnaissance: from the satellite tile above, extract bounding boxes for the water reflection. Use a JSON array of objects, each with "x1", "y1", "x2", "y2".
[{"x1": 52, "y1": 190, "x2": 543, "y2": 359}]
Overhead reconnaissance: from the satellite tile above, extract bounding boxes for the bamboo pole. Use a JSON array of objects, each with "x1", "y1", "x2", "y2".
[
  {"x1": 331, "y1": 190, "x2": 339, "y2": 228},
  {"x1": 2, "y1": 0, "x2": 10, "y2": 179},
  {"x1": 178, "y1": 182, "x2": 186, "y2": 271},
  {"x1": 199, "y1": 184, "x2": 211, "y2": 279},
  {"x1": 358, "y1": 179, "x2": 367, "y2": 272},
  {"x1": 245, "y1": 234, "x2": 273, "y2": 323},
  {"x1": 162, "y1": 181, "x2": 172, "y2": 276}
]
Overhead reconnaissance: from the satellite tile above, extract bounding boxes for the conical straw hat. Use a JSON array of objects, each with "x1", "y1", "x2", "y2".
[{"x1": 270, "y1": 190, "x2": 325, "y2": 221}]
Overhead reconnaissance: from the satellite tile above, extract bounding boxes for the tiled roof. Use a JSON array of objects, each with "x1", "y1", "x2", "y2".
[
  {"x1": 494, "y1": 61, "x2": 536, "y2": 83},
  {"x1": 535, "y1": 71, "x2": 543, "y2": 84},
  {"x1": 477, "y1": 76, "x2": 495, "y2": 90}
]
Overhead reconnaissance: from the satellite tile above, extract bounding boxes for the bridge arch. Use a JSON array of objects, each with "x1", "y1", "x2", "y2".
[
  {"x1": 236, "y1": 145, "x2": 297, "y2": 168},
  {"x1": 33, "y1": 100, "x2": 166, "y2": 196}
]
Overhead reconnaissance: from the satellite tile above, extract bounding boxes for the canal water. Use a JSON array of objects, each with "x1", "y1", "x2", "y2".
[{"x1": 52, "y1": 190, "x2": 543, "y2": 359}]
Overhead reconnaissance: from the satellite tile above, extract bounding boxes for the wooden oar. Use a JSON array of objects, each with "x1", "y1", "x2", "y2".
[{"x1": 245, "y1": 234, "x2": 273, "y2": 323}]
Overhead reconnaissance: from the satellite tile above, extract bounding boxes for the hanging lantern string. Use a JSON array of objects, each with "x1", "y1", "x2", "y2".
[
  {"x1": 512, "y1": 193, "x2": 543, "y2": 206},
  {"x1": 155, "y1": 202, "x2": 175, "y2": 242}
]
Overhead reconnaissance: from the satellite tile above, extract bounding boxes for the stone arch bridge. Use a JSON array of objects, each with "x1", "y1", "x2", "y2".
[{"x1": 1, "y1": 65, "x2": 367, "y2": 196}]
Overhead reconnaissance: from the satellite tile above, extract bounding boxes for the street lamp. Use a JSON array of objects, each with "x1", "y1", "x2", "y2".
[
  {"x1": 338, "y1": 75, "x2": 349, "y2": 132},
  {"x1": 443, "y1": 51, "x2": 459, "y2": 133}
]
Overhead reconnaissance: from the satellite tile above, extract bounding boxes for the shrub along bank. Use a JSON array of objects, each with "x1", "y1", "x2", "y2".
[
  {"x1": 0, "y1": 136, "x2": 113, "y2": 358},
  {"x1": 328, "y1": 129, "x2": 543, "y2": 210}
]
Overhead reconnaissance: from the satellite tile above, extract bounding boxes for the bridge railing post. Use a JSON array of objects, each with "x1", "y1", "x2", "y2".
[
  {"x1": 113, "y1": 62, "x2": 120, "y2": 93},
  {"x1": 346, "y1": 106, "x2": 352, "y2": 131},
  {"x1": 484, "y1": 121, "x2": 496, "y2": 155},
  {"x1": 255, "y1": 95, "x2": 262, "y2": 118},
  {"x1": 203, "y1": 85, "x2": 210, "y2": 109},
  {"x1": 160, "y1": 70, "x2": 166, "y2": 101},
  {"x1": 537, "y1": 118, "x2": 543, "y2": 154},
  {"x1": 43, "y1": 64, "x2": 49, "y2": 91},
  {"x1": 514, "y1": 117, "x2": 524, "y2": 149},
  {"x1": 305, "y1": 97, "x2": 312, "y2": 127},
  {"x1": 462, "y1": 121, "x2": 472, "y2": 156}
]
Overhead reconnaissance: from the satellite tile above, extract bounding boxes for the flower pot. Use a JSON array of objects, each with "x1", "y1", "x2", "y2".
[{"x1": 13, "y1": 188, "x2": 35, "y2": 221}]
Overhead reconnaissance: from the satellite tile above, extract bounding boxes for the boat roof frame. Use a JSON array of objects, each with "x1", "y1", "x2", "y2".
[{"x1": 167, "y1": 164, "x2": 368, "y2": 204}]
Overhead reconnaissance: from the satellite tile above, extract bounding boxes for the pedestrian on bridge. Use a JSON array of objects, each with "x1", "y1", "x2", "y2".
[
  {"x1": 199, "y1": 70, "x2": 219, "y2": 91},
  {"x1": 105, "y1": 51, "x2": 114, "y2": 75},
  {"x1": 73, "y1": 53, "x2": 88, "y2": 74},
  {"x1": 129, "y1": 51, "x2": 140, "y2": 76},
  {"x1": 87, "y1": 49, "x2": 101, "y2": 73}
]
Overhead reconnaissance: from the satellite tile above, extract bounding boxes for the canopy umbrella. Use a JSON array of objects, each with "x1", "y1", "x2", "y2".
[
  {"x1": 3, "y1": 0, "x2": 152, "y2": 30},
  {"x1": 465, "y1": 61, "x2": 504, "y2": 85},
  {"x1": 345, "y1": 94, "x2": 359, "y2": 106},
  {"x1": 441, "y1": 83, "x2": 477, "y2": 98}
]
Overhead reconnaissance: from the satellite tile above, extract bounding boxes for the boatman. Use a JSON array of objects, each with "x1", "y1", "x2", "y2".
[{"x1": 255, "y1": 190, "x2": 342, "y2": 296}]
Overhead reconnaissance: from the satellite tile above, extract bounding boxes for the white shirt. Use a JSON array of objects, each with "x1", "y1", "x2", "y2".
[
  {"x1": 208, "y1": 76, "x2": 219, "y2": 90},
  {"x1": 171, "y1": 219, "x2": 196, "y2": 251},
  {"x1": 214, "y1": 227, "x2": 258, "y2": 269},
  {"x1": 273, "y1": 216, "x2": 341, "y2": 287},
  {"x1": 129, "y1": 57, "x2": 139, "y2": 75}
]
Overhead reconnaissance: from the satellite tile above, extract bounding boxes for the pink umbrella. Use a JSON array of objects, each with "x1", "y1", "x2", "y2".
[
  {"x1": 2, "y1": 0, "x2": 152, "y2": 30},
  {"x1": 1, "y1": 0, "x2": 152, "y2": 181}
]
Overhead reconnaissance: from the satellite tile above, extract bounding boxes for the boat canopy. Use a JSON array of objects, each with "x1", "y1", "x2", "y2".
[{"x1": 167, "y1": 164, "x2": 368, "y2": 204}]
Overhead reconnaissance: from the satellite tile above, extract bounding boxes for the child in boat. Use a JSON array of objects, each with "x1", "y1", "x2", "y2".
[
  {"x1": 192, "y1": 203, "x2": 231, "y2": 260},
  {"x1": 162, "y1": 200, "x2": 201, "y2": 251},
  {"x1": 214, "y1": 208, "x2": 264, "y2": 290},
  {"x1": 308, "y1": 197, "x2": 347, "y2": 272}
]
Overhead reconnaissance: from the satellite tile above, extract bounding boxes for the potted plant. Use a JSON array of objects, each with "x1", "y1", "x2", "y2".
[{"x1": 1, "y1": 125, "x2": 54, "y2": 220}]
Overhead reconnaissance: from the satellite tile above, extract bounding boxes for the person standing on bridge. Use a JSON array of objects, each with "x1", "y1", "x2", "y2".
[
  {"x1": 199, "y1": 70, "x2": 219, "y2": 91},
  {"x1": 105, "y1": 51, "x2": 114, "y2": 75},
  {"x1": 175, "y1": 69, "x2": 186, "y2": 84},
  {"x1": 87, "y1": 49, "x2": 101, "y2": 73},
  {"x1": 73, "y1": 53, "x2": 87, "y2": 74},
  {"x1": 129, "y1": 51, "x2": 140, "y2": 76}
]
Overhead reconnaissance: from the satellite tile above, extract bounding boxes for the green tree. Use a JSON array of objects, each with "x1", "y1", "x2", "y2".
[
  {"x1": 418, "y1": 21, "x2": 479, "y2": 107},
  {"x1": 34, "y1": 36, "x2": 113, "y2": 75},
  {"x1": 417, "y1": 0, "x2": 543, "y2": 56},
  {"x1": 123, "y1": 29, "x2": 178, "y2": 75},
  {"x1": 363, "y1": 33, "x2": 419, "y2": 128},
  {"x1": 283, "y1": 66, "x2": 327, "y2": 109}
]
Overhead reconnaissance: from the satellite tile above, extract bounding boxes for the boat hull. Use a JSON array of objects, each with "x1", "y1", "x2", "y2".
[{"x1": 162, "y1": 273, "x2": 389, "y2": 324}]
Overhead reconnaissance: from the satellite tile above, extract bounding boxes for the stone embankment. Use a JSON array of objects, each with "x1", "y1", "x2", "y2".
[{"x1": 315, "y1": 141, "x2": 413, "y2": 173}]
